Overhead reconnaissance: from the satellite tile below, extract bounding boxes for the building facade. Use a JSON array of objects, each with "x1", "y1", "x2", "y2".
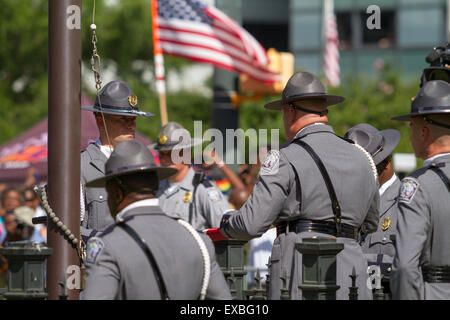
[{"x1": 242, "y1": 0, "x2": 449, "y2": 79}]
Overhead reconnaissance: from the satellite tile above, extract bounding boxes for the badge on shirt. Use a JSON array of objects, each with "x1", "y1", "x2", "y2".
[
  {"x1": 207, "y1": 189, "x2": 221, "y2": 202},
  {"x1": 85, "y1": 237, "x2": 105, "y2": 264},
  {"x1": 398, "y1": 178, "x2": 419, "y2": 203},
  {"x1": 381, "y1": 217, "x2": 391, "y2": 231},
  {"x1": 183, "y1": 191, "x2": 193, "y2": 202},
  {"x1": 261, "y1": 150, "x2": 280, "y2": 175}
]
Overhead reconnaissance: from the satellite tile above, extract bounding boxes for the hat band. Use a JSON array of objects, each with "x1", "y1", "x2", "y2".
[
  {"x1": 289, "y1": 103, "x2": 328, "y2": 116},
  {"x1": 283, "y1": 92, "x2": 327, "y2": 103},
  {"x1": 371, "y1": 136, "x2": 385, "y2": 158},
  {"x1": 94, "y1": 103, "x2": 138, "y2": 112},
  {"x1": 106, "y1": 163, "x2": 157, "y2": 176},
  {"x1": 418, "y1": 106, "x2": 450, "y2": 113}
]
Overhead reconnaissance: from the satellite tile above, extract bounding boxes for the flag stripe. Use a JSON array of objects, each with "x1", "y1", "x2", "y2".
[
  {"x1": 158, "y1": 31, "x2": 265, "y2": 66},
  {"x1": 160, "y1": 42, "x2": 278, "y2": 83}
]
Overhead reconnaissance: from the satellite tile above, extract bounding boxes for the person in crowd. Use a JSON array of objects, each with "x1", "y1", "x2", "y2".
[
  {"x1": 82, "y1": 140, "x2": 231, "y2": 300},
  {"x1": 390, "y1": 80, "x2": 450, "y2": 299},
  {"x1": 215, "y1": 71, "x2": 379, "y2": 299},
  {"x1": 80, "y1": 80, "x2": 154, "y2": 242},
  {"x1": 345, "y1": 123, "x2": 401, "y2": 296},
  {"x1": 152, "y1": 122, "x2": 229, "y2": 229}
]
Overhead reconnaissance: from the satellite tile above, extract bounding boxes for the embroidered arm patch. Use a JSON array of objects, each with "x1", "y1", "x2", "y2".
[
  {"x1": 207, "y1": 188, "x2": 221, "y2": 202},
  {"x1": 398, "y1": 178, "x2": 419, "y2": 203},
  {"x1": 85, "y1": 237, "x2": 105, "y2": 264},
  {"x1": 260, "y1": 150, "x2": 280, "y2": 175}
]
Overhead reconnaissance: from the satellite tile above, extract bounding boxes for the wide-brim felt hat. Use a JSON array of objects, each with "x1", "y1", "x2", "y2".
[
  {"x1": 344, "y1": 123, "x2": 400, "y2": 165},
  {"x1": 392, "y1": 80, "x2": 450, "y2": 121},
  {"x1": 264, "y1": 71, "x2": 345, "y2": 110},
  {"x1": 86, "y1": 140, "x2": 177, "y2": 188},
  {"x1": 82, "y1": 80, "x2": 154, "y2": 117},
  {"x1": 149, "y1": 121, "x2": 203, "y2": 151}
]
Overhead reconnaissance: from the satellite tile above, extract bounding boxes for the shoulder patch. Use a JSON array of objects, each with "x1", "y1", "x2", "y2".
[
  {"x1": 398, "y1": 178, "x2": 419, "y2": 203},
  {"x1": 207, "y1": 188, "x2": 221, "y2": 202},
  {"x1": 85, "y1": 237, "x2": 105, "y2": 264},
  {"x1": 261, "y1": 150, "x2": 280, "y2": 175}
]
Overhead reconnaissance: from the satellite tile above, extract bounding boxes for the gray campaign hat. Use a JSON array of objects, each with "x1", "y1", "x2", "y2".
[
  {"x1": 149, "y1": 121, "x2": 203, "y2": 151},
  {"x1": 86, "y1": 140, "x2": 177, "y2": 188},
  {"x1": 264, "y1": 71, "x2": 345, "y2": 111},
  {"x1": 82, "y1": 80, "x2": 154, "y2": 117},
  {"x1": 392, "y1": 80, "x2": 450, "y2": 121},
  {"x1": 344, "y1": 123, "x2": 400, "y2": 165}
]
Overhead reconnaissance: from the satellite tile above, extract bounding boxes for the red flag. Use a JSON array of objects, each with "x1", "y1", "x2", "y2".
[
  {"x1": 323, "y1": 0, "x2": 340, "y2": 87},
  {"x1": 154, "y1": 0, "x2": 280, "y2": 84}
]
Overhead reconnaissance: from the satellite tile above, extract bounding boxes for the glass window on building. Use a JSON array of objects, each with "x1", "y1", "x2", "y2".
[
  {"x1": 243, "y1": 23, "x2": 289, "y2": 52},
  {"x1": 361, "y1": 9, "x2": 396, "y2": 48},
  {"x1": 290, "y1": 12, "x2": 322, "y2": 50},
  {"x1": 336, "y1": 12, "x2": 352, "y2": 50},
  {"x1": 397, "y1": 8, "x2": 444, "y2": 47}
]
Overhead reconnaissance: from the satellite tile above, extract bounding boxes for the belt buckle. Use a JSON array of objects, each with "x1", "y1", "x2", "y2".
[{"x1": 353, "y1": 228, "x2": 359, "y2": 241}]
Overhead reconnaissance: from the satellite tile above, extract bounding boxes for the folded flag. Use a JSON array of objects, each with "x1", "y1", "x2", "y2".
[{"x1": 202, "y1": 227, "x2": 229, "y2": 242}]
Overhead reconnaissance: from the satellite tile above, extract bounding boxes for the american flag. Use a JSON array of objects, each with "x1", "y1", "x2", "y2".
[
  {"x1": 323, "y1": 0, "x2": 340, "y2": 87},
  {"x1": 154, "y1": 0, "x2": 280, "y2": 83}
]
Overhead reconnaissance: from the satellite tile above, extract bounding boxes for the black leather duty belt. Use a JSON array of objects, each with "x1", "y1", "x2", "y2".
[
  {"x1": 422, "y1": 266, "x2": 450, "y2": 283},
  {"x1": 276, "y1": 219, "x2": 359, "y2": 241}
]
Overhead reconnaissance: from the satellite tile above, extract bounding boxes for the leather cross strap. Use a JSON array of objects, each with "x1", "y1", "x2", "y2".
[
  {"x1": 189, "y1": 171, "x2": 204, "y2": 224},
  {"x1": 293, "y1": 139, "x2": 343, "y2": 234},
  {"x1": 429, "y1": 163, "x2": 450, "y2": 193},
  {"x1": 117, "y1": 220, "x2": 170, "y2": 300}
]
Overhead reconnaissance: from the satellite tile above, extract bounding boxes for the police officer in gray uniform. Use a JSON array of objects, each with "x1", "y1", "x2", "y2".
[
  {"x1": 151, "y1": 122, "x2": 230, "y2": 229},
  {"x1": 80, "y1": 80, "x2": 154, "y2": 241},
  {"x1": 390, "y1": 80, "x2": 450, "y2": 300},
  {"x1": 345, "y1": 123, "x2": 401, "y2": 292},
  {"x1": 82, "y1": 140, "x2": 231, "y2": 300},
  {"x1": 218, "y1": 71, "x2": 380, "y2": 300}
]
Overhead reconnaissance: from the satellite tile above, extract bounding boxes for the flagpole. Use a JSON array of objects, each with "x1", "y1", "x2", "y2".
[{"x1": 151, "y1": 0, "x2": 168, "y2": 126}]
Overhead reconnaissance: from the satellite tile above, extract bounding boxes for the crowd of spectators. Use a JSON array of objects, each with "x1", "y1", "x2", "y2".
[{"x1": 0, "y1": 168, "x2": 47, "y2": 286}]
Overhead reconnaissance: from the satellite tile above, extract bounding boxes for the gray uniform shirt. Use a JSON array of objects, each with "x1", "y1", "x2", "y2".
[
  {"x1": 221, "y1": 124, "x2": 380, "y2": 299},
  {"x1": 81, "y1": 143, "x2": 114, "y2": 239},
  {"x1": 157, "y1": 167, "x2": 230, "y2": 229},
  {"x1": 362, "y1": 175, "x2": 401, "y2": 274},
  {"x1": 82, "y1": 204, "x2": 231, "y2": 300},
  {"x1": 391, "y1": 153, "x2": 450, "y2": 300}
]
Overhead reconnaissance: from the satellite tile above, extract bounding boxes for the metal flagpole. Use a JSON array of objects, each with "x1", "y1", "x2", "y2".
[
  {"x1": 48, "y1": 0, "x2": 82, "y2": 299},
  {"x1": 151, "y1": 0, "x2": 168, "y2": 126}
]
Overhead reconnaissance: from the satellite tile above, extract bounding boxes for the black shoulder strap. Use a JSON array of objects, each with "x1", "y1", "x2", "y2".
[
  {"x1": 428, "y1": 163, "x2": 450, "y2": 193},
  {"x1": 117, "y1": 220, "x2": 170, "y2": 300},
  {"x1": 293, "y1": 139, "x2": 343, "y2": 233},
  {"x1": 189, "y1": 171, "x2": 205, "y2": 224}
]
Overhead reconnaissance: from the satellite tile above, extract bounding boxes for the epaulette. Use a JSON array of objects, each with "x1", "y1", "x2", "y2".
[
  {"x1": 201, "y1": 179, "x2": 213, "y2": 188},
  {"x1": 409, "y1": 166, "x2": 431, "y2": 179},
  {"x1": 99, "y1": 223, "x2": 118, "y2": 238}
]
